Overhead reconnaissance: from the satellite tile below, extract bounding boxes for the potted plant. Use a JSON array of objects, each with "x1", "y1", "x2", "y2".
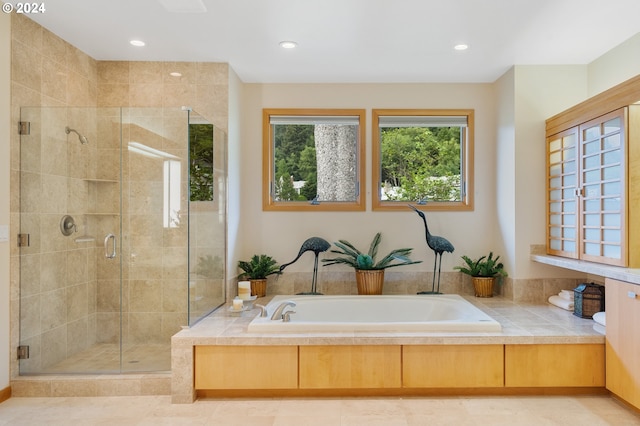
[
  {"x1": 237, "y1": 254, "x2": 281, "y2": 297},
  {"x1": 322, "y1": 232, "x2": 421, "y2": 294},
  {"x1": 454, "y1": 252, "x2": 507, "y2": 297}
]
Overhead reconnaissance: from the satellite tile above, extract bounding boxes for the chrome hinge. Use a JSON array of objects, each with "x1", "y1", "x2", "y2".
[
  {"x1": 17, "y1": 345, "x2": 29, "y2": 360},
  {"x1": 18, "y1": 121, "x2": 30, "y2": 135},
  {"x1": 17, "y1": 233, "x2": 30, "y2": 247}
]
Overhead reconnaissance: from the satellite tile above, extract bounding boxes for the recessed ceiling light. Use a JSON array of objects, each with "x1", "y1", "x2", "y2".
[
  {"x1": 279, "y1": 41, "x2": 298, "y2": 49},
  {"x1": 130, "y1": 40, "x2": 146, "y2": 47},
  {"x1": 454, "y1": 44, "x2": 469, "y2": 51},
  {"x1": 169, "y1": 72, "x2": 182, "y2": 77}
]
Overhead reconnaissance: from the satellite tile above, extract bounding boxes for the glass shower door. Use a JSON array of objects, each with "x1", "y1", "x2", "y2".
[{"x1": 18, "y1": 106, "x2": 123, "y2": 373}]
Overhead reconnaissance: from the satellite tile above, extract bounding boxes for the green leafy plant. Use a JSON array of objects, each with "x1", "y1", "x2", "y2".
[
  {"x1": 322, "y1": 232, "x2": 421, "y2": 270},
  {"x1": 454, "y1": 252, "x2": 507, "y2": 278},
  {"x1": 238, "y1": 254, "x2": 281, "y2": 279}
]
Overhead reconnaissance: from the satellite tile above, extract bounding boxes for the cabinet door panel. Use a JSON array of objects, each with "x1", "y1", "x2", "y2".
[{"x1": 605, "y1": 279, "x2": 640, "y2": 408}]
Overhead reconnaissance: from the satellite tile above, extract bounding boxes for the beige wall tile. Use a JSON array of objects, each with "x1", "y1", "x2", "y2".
[
  {"x1": 130, "y1": 61, "x2": 163, "y2": 84},
  {"x1": 12, "y1": 40, "x2": 42, "y2": 92},
  {"x1": 51, "y1": 379, "x2": 97, "y2": 397}
]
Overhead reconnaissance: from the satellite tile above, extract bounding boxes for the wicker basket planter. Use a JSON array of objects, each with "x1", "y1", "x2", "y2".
[
  {"x1": 355, "y1": 269, "x2": 385, "y2": 295},
  {"x1": 472, "y1": 277, "x2": 495, "y2": 298},
  {"x1": 250, "y1": 279, "x2": 267, "y2": 297}
]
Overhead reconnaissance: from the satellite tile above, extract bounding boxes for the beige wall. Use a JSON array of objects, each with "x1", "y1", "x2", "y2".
[
  {"x1": 1, "y1": 9, "x2": 11, "y2": 390},
  {"x1": 588, "y1": 33, "x2": 640, "y2": 97},
  {"x1": 239, "y1": 83, "x2": 498, "y2": 279}
]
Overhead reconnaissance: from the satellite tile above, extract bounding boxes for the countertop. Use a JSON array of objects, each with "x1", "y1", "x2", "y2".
[{"x1": 174, "y1": 295, "x2": 605, "y2": 346}]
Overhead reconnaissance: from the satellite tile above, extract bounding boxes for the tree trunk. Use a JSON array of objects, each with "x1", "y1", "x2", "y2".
[{"x1": 314, "y1": 124, "x2": 357, "y2": 201}]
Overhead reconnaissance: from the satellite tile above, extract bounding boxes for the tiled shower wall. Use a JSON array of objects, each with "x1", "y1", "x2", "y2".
[{"x1": 10, "y1": 12, "x2": 229, "y2": 377}]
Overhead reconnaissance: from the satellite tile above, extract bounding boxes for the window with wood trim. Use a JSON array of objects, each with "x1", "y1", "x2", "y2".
[
  {"x1": 372, "y1": 109, "x2": 474, "y2": 211},
  {"x1": 263, "y1": 109, "x2": 366, "y2": 211}
]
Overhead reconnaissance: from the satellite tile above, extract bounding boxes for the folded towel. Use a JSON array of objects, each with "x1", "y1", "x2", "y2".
[
  {"x1": 548, "y1": 295, "x2": 574, "y2": 311},
  {"x1": 592, "y1": 311, "x2": 606, "y2": 327},
  {"x1": 593, "y1": 323, "x2": 606, "y2": 335},
  {"x1": 559, "y1": 290, "x2": 574, "y2": 301}
]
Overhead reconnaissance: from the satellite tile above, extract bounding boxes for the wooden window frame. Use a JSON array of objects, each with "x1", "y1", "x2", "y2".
[
  {"x1": 372, "y1": 109, "x2": 474, "y2": 211},
  {"x1": 262, "y1": 108, "x2": 366, "y2": 212}
]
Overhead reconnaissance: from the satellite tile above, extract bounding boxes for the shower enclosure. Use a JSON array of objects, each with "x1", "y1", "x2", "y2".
[{"x1": 17, "y1": 107, "x2": 227, "y2": 374}]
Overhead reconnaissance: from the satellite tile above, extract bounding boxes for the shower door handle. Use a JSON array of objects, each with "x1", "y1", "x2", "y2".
[{"x1": 104, "y1": 233, "x2": 116, "y2": 259}]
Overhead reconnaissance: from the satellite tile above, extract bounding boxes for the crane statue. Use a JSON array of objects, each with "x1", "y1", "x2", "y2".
[
  {"x1": 408, "y1": 204, "x2": 455, "y2": 294},
  {"x1": 279, "y1": 237, "x2": 331, "y2": 295}
]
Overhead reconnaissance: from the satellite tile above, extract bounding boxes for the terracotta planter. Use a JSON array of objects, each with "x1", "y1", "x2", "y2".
[
  {"x1": 250, "y1": 279, "x2": 267, "y2": 297},
  {"x1": 472, "y1": 276, "x2": 495, "y2": 298},
  {"x1": 355, "y1": 269, "x2": 385, "y2": 295}
]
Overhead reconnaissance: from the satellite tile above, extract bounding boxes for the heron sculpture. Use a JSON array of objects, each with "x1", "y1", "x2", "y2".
[
  {"x1": 408, "y1": 204, "x2": 455, "y2": 294},
  {"x1": 279, "y1": 237, "x2": 331, "y2": 295}
]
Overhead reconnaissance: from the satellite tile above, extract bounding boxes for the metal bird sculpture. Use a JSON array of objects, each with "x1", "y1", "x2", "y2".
[
  {"x1": 280, "y1": 237, "x2": 331, "y2": 295},
  {"x1": 408, "y1": 204, "x2": 455, "y2": 294}
]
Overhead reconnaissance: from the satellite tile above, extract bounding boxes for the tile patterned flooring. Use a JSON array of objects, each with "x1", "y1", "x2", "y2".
[
  {"x1": 1, "y1": 394, "x2": 639, "y2": 425},
  {"x1": 38, "y1": 344, "x2": 170, "y2": 374}
]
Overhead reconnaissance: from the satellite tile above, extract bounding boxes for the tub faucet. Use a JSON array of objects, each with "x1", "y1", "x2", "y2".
[{"x1": 270, "y1": 301, "x2": 296, "y2": 320}]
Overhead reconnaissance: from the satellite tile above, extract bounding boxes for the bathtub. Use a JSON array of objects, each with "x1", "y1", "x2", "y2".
[{"x1": 247, "y1": 294, "x2": 501, "y2": 333}]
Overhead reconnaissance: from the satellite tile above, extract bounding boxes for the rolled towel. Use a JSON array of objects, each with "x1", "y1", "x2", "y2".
[
  {"x1": 559, "y1": 290, "x2": 574, "y2": 301},
  {"x1": 548, "y1": 295, "x2": 574, "y2": 311},
  {"x1": 592, "y1": 311, "x2": 606, "y2": 327}
]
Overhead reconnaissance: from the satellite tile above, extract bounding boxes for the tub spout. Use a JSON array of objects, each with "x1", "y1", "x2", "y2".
[{"x1": 270, "y1": 301, "x2": 296, "y2": 320}]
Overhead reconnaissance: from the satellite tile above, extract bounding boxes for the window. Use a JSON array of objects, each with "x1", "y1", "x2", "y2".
[
  {"x1": 263, "y1": 109, "x2": 366, "y2": 211},
  {"x1": 372, "y1": 109, "x2": 474, "y2": 211}
]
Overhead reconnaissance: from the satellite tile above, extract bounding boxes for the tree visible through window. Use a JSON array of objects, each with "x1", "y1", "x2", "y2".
[
  {"x1": 373, "y1": 109, "x2": 474, "y2": 211},
  {"x1": 263, "y1": 109, "x2": 366, "y2": 211}
]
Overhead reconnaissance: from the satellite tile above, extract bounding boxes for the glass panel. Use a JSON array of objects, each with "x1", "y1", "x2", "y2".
[
  {"x1": 549, "y1": 189, "x2": 561, "y2": 200},
  {"x1": 562, "y1": 188, "x2": 575, "y2": 199},
  {"x1": 584, "y1": 199, "x2": 600, "y2": 212},
  {"x1": 562, "y1": 175, "x2": 575, "y2": 186},
  {"x1": 563, "y1": 160, "x2": 576, "y2": 174},
  {"x1": 549, "y1": 214, "x2": 561, "y2": 225},
  {"x1": 603, "y1": 213, "x2": 620, "y2": 227},
  {"x1": 603, "y1": 244, "x2": 621, "y2": 259},
  {"x1": 583, "y1": 184, "x2": 600, "y2": 198},
  {"x1": 603, "y1": 117, "x2": 621, "y2": 134},
  {"x1": 583, "y1": 154, "x2": 599, "y2": 169},
  {"x1": 602, "y1": 149, "x2": 620, "y2": 165},
  {"x1": 550, "y1": 239, "x2": 561, "y2": 250},
  {"x1": 584, "y1": 214, "x2": 600, "y2": 227},
  {"x1": 550, "y1": 164, "x2": 561, "y2": 176},
  {"x1": 549, "y1": 151, "x2": 561, "y2": 164},
  {"x1": 563, "y1": 241, "x2": 576, "y2": 252},
  {"x1": 603, "y1": 165, "x2": 620, "y2": 181},
  {"x1": 563, "y1": 227, "x2": 575, "y2": 239},
  {"x1": 584, "y1": 242, "x2": 600, "y2": 255},
  {"x1": 563, "y1": 214, "x2": 576, "y2": 226},
  {"x1": 549, "y1": 138, "x2": 561, "y2": 151},
  {"x1": 603, "y1": 229, "x2": 620, "y2": 243},
  {"x1": 187, "y1": 112, "x2": 227, "y2": 326},
  {"x1": 549, "y1": 202, "x2": 561, "y2": 213},
  {"x1": 562, "y1": 201, "x2": 575, "y2": 213},
  {"x1": 603, "y1": 197, "x2": 620, "y2": 211},
  {"x1": 583, "y1": 169, "x2": 601, "y2": 183},
  {"x1": 603, "y1": 182, "x2": 620, "y2": 196},
  {"x1": 563, "y1": 147, "x2": 575, "y2": 160},
  {"x1": 603, "y1": 134, "x2": 620, "y2": 149},
  {"x1": 583, "y1": 140, "x2": 599, "y2": 155},
  {"x1": 584, "y1": 228, "x2": 601, "y2": 241},
  {"x1": 549, "y1": 227, "x2": 561, "y2": 238},
  {"x1": 549, "y1": 177, "x2": 561, "y2": 188},
  {"x1": 563, "y1": 134, "x2": 576, "y2": 148}
]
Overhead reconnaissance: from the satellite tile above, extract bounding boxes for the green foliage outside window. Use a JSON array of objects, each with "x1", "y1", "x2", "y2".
[
  {"x1": 189, "y1": 123, "x2": 214, "y2": 202},
  {"x1": 380, "y1": 127, "x2": 462, "y2": 202},
  {"x1": 273, "y1": 124, "x2": 317, "y2": 201}
]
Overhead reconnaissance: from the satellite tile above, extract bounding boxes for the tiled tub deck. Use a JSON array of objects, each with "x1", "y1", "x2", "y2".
[{"x1": 172, "y1": 295, "x2": 605, "y2": 403}]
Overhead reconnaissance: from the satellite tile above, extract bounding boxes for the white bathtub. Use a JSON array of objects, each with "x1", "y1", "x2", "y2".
[{"x1": 247, "y1": 294, "x2": 501, "y2": 333}]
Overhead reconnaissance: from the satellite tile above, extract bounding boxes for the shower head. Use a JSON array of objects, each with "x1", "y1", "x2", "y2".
[{"x1": 65, "y1": 126, "x2": 89, "y2": 144}]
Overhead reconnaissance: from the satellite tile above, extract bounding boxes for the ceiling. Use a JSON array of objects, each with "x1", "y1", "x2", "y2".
[{"x1": 24, "y1": 0, "x2": 640, "y2": 83}]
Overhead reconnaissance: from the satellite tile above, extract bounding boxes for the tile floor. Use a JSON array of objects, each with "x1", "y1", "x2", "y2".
[
  {"x1": 34, "y1": 344, "x2": 171, "y2": 374},
  {"x1": 1, "y1": 394, "x2": 639, "y2": 425}
]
